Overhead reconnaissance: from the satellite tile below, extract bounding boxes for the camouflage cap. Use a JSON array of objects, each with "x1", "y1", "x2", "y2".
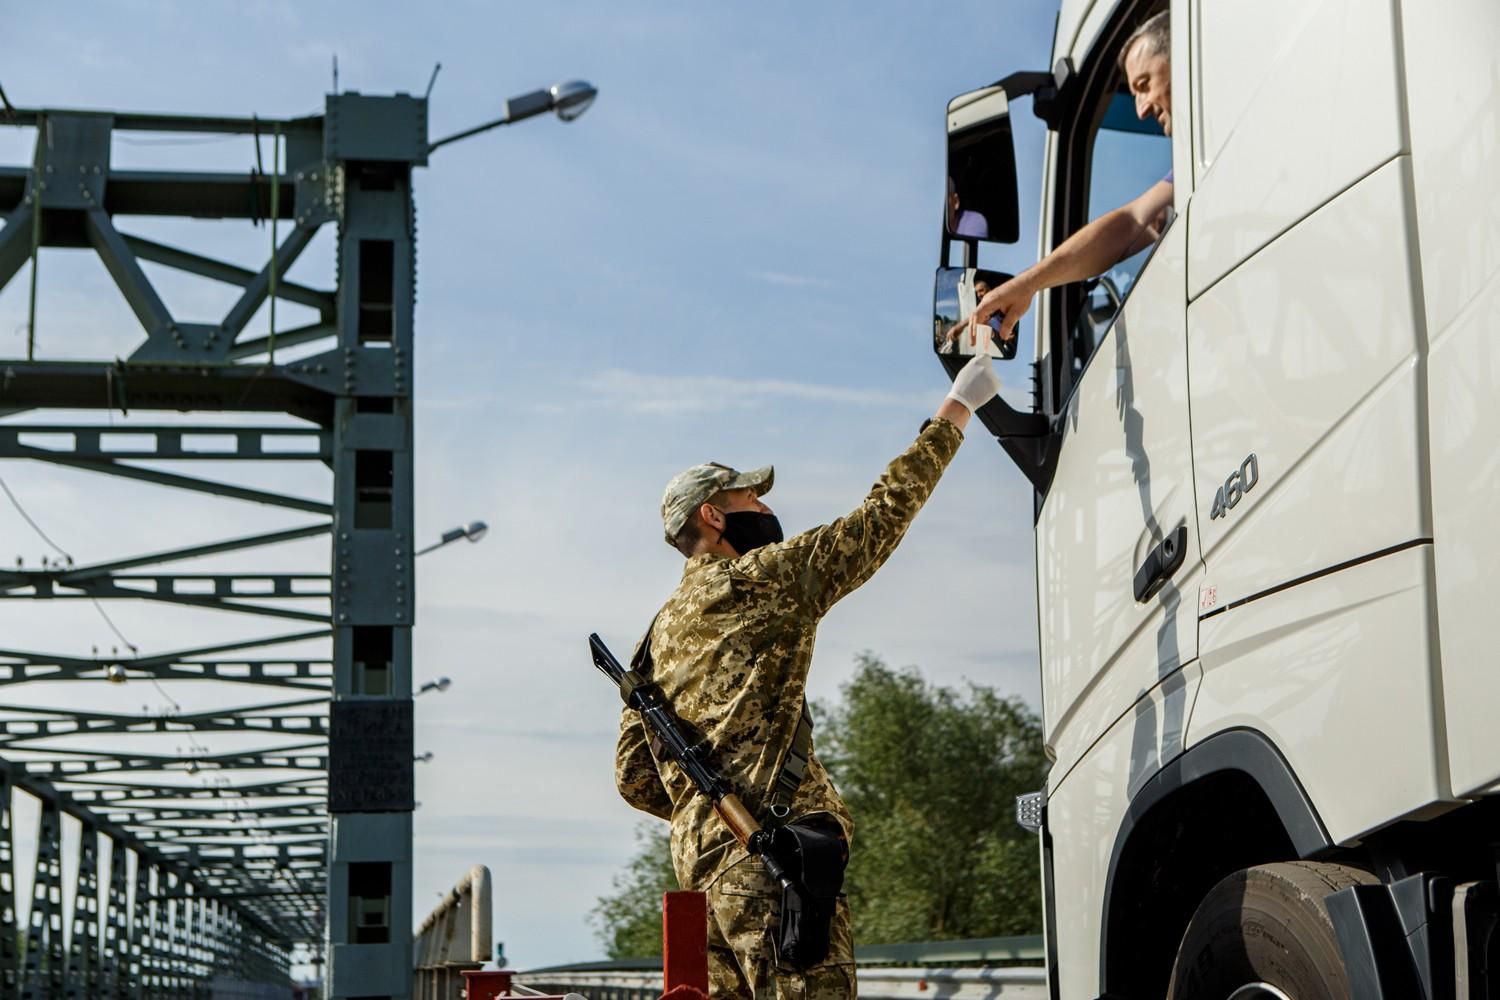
[{"x1": 661, "y1": 462, "x2": 774, "y2": 544}]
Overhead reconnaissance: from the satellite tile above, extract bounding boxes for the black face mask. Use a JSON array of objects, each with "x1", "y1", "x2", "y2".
[{"x1": 716, "y1": 509, "x2": 784, "y2": 555}]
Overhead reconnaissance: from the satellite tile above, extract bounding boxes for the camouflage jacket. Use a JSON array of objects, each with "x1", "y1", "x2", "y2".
[{"x1": 614, "y1": 417, "x2": 964, "y2": 891}]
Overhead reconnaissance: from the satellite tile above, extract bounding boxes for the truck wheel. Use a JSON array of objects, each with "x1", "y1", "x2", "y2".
[{"x1": 1166, "y1": 861, "x2": 1378, "y2": 1000}]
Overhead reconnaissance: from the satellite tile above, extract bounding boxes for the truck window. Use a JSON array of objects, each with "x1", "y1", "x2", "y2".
[
  {"x1": 1088, "y1": 92, "x2": 1171, "y2": 301},
  {"x1": 1065, "y1": 87, "x2": 1172, "y2": 380}
]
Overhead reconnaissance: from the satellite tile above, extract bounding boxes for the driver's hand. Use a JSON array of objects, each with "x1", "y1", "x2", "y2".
[{"x1": 971, "y1": 276, "x2": 1035, "y2": 346}]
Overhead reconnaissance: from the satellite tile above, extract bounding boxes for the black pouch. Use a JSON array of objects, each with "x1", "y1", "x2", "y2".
[{"x1": 768, "y1": 821, "x2": 849, "y2": 970}]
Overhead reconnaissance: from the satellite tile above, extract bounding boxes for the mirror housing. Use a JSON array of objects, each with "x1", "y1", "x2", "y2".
[
  {"x1": 943, "y1": 61, "x2": 1074, "y2": 248},
  {"x1": 945, "y1": 87, "x2": 1019, "y2": 243}
]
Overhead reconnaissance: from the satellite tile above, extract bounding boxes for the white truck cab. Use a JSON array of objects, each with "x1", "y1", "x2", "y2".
[{"x1": 936, "y1": 1, "x2": 1500, "y2": 997}]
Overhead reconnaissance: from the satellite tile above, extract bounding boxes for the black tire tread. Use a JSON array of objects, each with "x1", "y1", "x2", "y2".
[
  {"x1": 1167, "y1": 861, "x2": 1379, "y2": 1000},
  {"x1": 1257, "y1": 860, "x2": 1380, "y2": 924}
]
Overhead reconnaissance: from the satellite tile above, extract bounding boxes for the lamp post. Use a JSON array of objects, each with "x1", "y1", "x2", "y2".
[
  {"x1": 415, "y1": 521, "x2": 488, "y2": 558},
  {"x1": 427, "y1": 79, "x2": 598, "y2": 154}
]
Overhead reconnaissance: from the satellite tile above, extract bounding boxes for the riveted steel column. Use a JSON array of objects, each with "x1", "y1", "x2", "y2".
[
  {"x1": 132, "y1": 858, "x2": 151, "y2": 999},
  {"x1": 65, "y1": 818, "x2": 101, "y2": 998},
  {"x1": 21, "y1": 798, "x2": 64, "y2": 999},
  {"x1": 0, "y1": 772, "x2": 15, "y2": 994},
  {"x1": 103, "y1": 839, "x2": 130, "y2": 997},
  {"x1": 323, "y1": 92, "x2": 426, "y2": 1000}
]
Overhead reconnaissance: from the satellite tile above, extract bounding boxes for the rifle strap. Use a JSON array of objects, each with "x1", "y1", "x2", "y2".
[
  {"x1": 634, "y1": 607, "x2": 815, "y2": 822},
  {"x1": 769, "y1": 702, "x2": 814, "y2": 820},
  {"x1": 630, "y1": 611, "x2": 666, "y2": 758}
]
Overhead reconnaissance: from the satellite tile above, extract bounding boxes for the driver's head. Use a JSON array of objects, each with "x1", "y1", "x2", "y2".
[
  {"x1": 973, "y1": 269, "x2": 1005, "y2": 302},
  {"x1": 1120, "y1": 11, "x2": 1172, "y2": 135}
]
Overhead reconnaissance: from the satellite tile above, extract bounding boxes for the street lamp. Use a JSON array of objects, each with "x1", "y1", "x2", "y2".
[
  {"x1": 415, "y1": 521, "x2": 487, "y2": 558},
  {"x1": 416, "y1": 676, "x2": 452, "y2": 696},
  {"x1": 427, "y1": 79, "x2": 598, "y2": 154}
]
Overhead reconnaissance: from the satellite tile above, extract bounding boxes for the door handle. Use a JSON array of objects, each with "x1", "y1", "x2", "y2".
[{"x1": 1134, "y1": 525, "x2": 1187, "y2": 602}]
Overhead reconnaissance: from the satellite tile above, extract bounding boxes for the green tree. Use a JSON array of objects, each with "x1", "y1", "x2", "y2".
[
  {"x1": 590, "y1": 653, "x2": 1048, "y2": 954},
  {"x1": 589, "y1": 824, "x2": 677, "y2": 958},
  {"x1": 818, "y1": 653, "x2": 1048, "y2": 942}
]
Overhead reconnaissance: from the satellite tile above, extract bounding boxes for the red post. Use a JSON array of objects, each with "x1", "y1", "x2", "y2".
[
  {"x1": 662, "y1": 890, "x2": 709, "y2": 995},
  {"x1": 461, "y1": 969, "x2": 514, "y2": 1000}
]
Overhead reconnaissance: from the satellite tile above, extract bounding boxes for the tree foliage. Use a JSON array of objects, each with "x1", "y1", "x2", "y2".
[
  {"x1": 589, "y1": 824, "x2": 678, "y2": 959},
  {"x1": 817, "y1": 653, "x2": 1048, "y2": 941},
  {"x1": 590, "y1": 652, "x2": 1048, "y2": 955}
]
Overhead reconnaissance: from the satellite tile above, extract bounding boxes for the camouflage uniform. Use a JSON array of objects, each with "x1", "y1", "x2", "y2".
[{"x1": 615, "y1": 417, "x2": 963, "y2": 999}]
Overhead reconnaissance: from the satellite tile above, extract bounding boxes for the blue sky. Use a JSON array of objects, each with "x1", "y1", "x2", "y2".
[{"x1": 1, "y1": 1, "x2": 1065, "y2": 968}]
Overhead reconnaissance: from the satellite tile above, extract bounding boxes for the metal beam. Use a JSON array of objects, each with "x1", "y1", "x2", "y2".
[
  {"x1": 1, "y1": 570, "x2": 330, "y2": 596},
  {"x1": 12, "y1": 744, "x2": 328, "y2": 779},
  {"x1": 0, "y1": 573, "x2": 333, "y2": 623},
  {"x1": 229, "y1": 321, "x2": 337, "y2": 360},
  {"x1": 19, "y1": 454, "x2": 333, "y2": 515},
  {"x1": 0, "y1": 423, "x2": 330, "y2": 461},
  {"x1": 0, "y1": 201, "x2": 36, "y2": 292},
  {"x1": 50, "y1": 522, "x2": 331, "y2": 581},
  {"x1": 222, "y1": 222, "x2": 320, "y2": 338},
  {"x1": 0, "y1": 696, "x2": 328, "y2": 743},
  {"x1": 0, "y1": 360, "x2": 334, "y2": 423},
  {"x1": 123, "y1": 232, "x2": 335, "y2": 315},
  {"x1": 84, "y1": 207, "x2": 175, "y2": 337},
  {"x1": 1, "y1": 106, "x2": 312, "y2": 134}
]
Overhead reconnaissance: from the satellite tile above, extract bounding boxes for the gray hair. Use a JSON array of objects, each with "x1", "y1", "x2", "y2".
[{"x1": 1119, "y1": 11, "x2": 1170, "y2": 73}]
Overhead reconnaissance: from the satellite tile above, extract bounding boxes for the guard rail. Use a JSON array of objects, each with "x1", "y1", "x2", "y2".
[
  {"x1": 413, "y1": 864, "x2": 494, "y2": 1000},
  {"x1": 517, "y1": 936, "x2": 1047, "y2": 1000}
]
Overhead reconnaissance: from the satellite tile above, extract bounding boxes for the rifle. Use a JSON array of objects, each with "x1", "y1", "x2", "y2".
[{"x1": 588, "y1": 632, "x2": 796, "y2": 893}]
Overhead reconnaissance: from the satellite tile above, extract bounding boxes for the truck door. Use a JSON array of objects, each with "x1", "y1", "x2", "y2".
[
  {"x1": 1033, "y1": 39, "x2": 1200, "y2": 796},
  {"x1": 1036, "y1": 231, "x2": 1199, "y2": 790}
]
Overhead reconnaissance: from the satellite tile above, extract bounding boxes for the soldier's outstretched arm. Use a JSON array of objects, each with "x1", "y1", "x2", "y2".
[
  {"x1": 754, "y1": 356, "x2": 999, "y2": 616},
  {"x1": 615, "y1": 709, "x2": 673, "y2": 820}
]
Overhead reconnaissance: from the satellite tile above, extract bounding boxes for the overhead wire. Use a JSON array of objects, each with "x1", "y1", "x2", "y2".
[{"x1": 0, "y1": 469, "x2": 180, "y2": 711}]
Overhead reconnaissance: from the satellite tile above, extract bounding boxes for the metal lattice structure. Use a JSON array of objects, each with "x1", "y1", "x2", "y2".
[{"x1": 0, "y1": 93, "x2": 425, "y2": 997}]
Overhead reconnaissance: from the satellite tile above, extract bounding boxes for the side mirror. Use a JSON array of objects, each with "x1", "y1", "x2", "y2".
[
  {"x1": 945, "y1": 86, "x2": 1020, "y2": 244},
  {"x1": 932, "y1": 267, "x2": 1018, "y2": 361}
]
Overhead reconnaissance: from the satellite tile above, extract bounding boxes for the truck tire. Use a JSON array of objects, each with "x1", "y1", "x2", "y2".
[{"x1": 1166, "y1": 861, "x2": 1378, "y2": 1000}]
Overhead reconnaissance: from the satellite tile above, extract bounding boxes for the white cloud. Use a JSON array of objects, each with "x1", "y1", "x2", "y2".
[
  {"x1": 750, "y1": 270, "x2": 837, "y2": 289},
  {"x1": 579, "y1": 368, "x2": 932, "y2": 414}
]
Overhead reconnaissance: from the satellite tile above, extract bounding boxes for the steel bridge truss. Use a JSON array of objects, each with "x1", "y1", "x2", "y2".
[{"x1": 0, "y1": 94, "x2": 427, "y2": 997}]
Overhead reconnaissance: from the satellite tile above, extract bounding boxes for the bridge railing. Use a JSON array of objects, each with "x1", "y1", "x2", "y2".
[{"x1": 413, "y1": 865, "x2": 494, "y2": 1000}]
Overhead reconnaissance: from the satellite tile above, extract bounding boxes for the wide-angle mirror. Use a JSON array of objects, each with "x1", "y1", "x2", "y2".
[
  {"x1": 932, "y1": 267, "x2": 1018, "y2": 361},
  {"x1": 945, "y1": 86, "x2": 1020, "y2": 244}
]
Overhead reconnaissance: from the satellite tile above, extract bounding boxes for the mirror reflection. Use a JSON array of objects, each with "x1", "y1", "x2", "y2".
[
  {"x1": 932, "y1": 267, "x2": 1017, "y2": 361},
  {"x1": 945, "y1": 87, "x2": 1019, "y2": 244}
]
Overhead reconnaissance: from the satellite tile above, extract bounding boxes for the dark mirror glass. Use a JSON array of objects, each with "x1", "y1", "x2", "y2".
[
  {"x1": 946, "y1": 86, "x2": 1020, "y2": 244},
  {"x1": 932, "y1": 267, "x2": 1017, "y2": 361}
]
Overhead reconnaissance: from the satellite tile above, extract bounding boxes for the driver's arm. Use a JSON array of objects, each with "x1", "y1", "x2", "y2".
[
  {"x1": 1026, "y1": 179, "x2": 1174, "y2": 290},
  {"x1": 973, "y1": 179, "x2": 1174, "y2": 340}
]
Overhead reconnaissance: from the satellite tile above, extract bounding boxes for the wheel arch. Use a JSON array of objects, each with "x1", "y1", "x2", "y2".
[{"x1": 1097, "y1": 727, "x2": 1333, "y2": 999}]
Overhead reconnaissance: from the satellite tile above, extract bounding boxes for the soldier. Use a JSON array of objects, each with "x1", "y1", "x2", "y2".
[{"x1": 614, "y1": 349, "x2": 1002, "y2": 998}]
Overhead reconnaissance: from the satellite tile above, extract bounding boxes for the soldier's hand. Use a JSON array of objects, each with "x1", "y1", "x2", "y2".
[{"x1": 945, "y1": 347, "x2": 1002, "y2": 413}]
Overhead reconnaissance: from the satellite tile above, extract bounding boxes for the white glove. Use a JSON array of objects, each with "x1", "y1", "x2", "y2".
[{"x1": 945, "y1": 348, "x2": 1002, "y2": 413}]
